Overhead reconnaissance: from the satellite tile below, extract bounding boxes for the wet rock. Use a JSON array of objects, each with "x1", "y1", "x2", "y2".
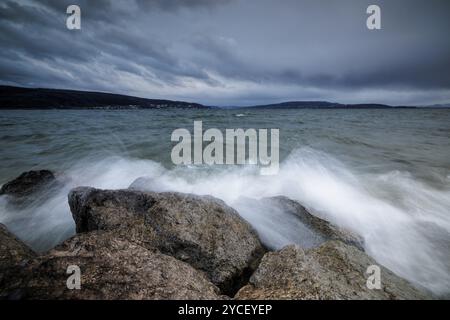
[
  {"x1": 68, "y1": 187, "x2": 266, "y2": 295},
  {"x1": 0, "y1": 170, "x2": 57, "y2": 198},
  {"x1": 235, "y1": 241, "x2": 430, "y2": 300},
  {"x1": 0, "y1": 223, "x2": 36, "y2": 298},
  {"x1": 3, "y1": 231, "x2": 223, "y2": 300},
  {"x1": 0, "y1": 223, "x2": 35, "y2": 265},
  {"x1": 128, "y1": 176, "x2": 154, "y2": 190},
  {"x1": 262, "y1": 196, "x2": 364, "y2": 250}
]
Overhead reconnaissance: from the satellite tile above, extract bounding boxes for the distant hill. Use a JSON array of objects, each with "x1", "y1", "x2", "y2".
[
  {"x1": 423, "y1": 103, "x2": 450, "y2": 108},
  {"x1": 0, "y1": 86, "x2": 206, "y2": 109},
  {"x1": 2, "y1": 85, "x2": 443, "y2": 110},
  {"x1": 244, "y1": 101, "x2": 415, "y2": 109}
]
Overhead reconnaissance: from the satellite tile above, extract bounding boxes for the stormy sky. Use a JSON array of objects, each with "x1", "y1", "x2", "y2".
[{"x1": 1, "y1": 0, "x2": 449, "y2": 106}]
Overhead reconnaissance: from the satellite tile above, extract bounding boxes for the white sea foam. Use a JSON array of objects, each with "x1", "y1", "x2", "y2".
[{"x1": 1, "y1": 148, "x2": 449, "y2": 295}]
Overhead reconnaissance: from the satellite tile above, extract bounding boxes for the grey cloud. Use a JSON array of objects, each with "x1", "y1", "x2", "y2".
[
  {"x1": 0, "y1": 0, "x2": 449, "y2": 106},
  {"x1": 134, "y1": 0, "x2": 235, "y2": 11}
]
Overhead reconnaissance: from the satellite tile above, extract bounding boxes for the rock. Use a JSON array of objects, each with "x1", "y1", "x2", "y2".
[
  {"x1": 0, "y1": 170, "x2": 58, "y2": 201},
  {"x1": 0, "y1": 223, "x2": 35, "y2": 265},
  {"x1": 262, "y1": 196, "x2": 364, "y2": 250},
  {"x1": 0, "y1": 223, "x2": 36, "y2": 298},
  {"x1": 128, "y1": 176, "x2": 154, "y2": 190},
  {"x1": 235, "y1": 241, "x2": 430, "y2": 300},
  {"x1": 2, "y1": 231, "x2": 223, "y2": 300},
  {"x1": 68, "y1": 187, "x2": 266, "y2": 295}
]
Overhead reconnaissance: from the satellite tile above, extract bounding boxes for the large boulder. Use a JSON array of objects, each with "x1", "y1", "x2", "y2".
[
  {"x1": 0, "y1": 224, "x2": 36, "y2": 298},
  {"x1": 68, "y1": 187, "x2": 266, "y2": 295},
  {"x1": 0, "y1": 170, "x2": 57, "y2": 198},
  {"x1": 235, "y1": 241, "x2": 430, "y2": 300},
  {"x1": 261, "y1": 196, "x2": 364, "y2": 250},
  {"x1": 2, "y1": 231, "x2": 223, "y2": 300}
]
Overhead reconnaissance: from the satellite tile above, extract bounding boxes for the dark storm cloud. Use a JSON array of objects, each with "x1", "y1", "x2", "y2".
[
  {"x1": 134, "y1": 0, "x2": 235, "y2": 11},
  {"x1": 0, "y1": 0, "x2": 449, "y2": 105}
]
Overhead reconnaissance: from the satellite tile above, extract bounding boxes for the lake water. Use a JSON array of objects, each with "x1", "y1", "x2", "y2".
[{"x1": 0, "y1": 108, "x2": 449, "y2": 296}]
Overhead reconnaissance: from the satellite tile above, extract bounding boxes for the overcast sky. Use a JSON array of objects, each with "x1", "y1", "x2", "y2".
[{"x1": 1, "y1": 0, "x2": 449, "y2": 106}]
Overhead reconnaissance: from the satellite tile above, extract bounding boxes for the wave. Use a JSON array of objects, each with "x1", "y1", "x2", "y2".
[{"x1": 1, "y1": 148, "x2": 449, "y2": 296}]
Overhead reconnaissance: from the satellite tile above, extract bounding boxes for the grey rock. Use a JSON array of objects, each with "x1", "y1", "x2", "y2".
[
  {"x1": 0, "y1": 223, "x2": 36, "y2": 298},
  {"x1": 0, "y1": 170, "x2": 57, "y2": 198},
  {"x1": 3, "y1": 231, "x2": 223, "y2": 300},
  {"x1": 68, "y1": 187, "x2": 266, "y2": 295},
  {"x1": 262, "y1": 196, "x2": 364, "y2": 250},
  {"x1": 128, "y1": 176, "x2": 154, "y2": 190},
  {"x1": 235, "y1": 241, "x2": 431, "y2": 300}
]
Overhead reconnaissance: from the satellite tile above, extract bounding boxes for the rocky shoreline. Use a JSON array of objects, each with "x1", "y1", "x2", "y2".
[{"x1": 0, "y1": 170, "x2": 431, "y2": 299}]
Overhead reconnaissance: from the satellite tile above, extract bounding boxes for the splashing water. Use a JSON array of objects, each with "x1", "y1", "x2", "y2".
[{"x1": 1, "y1": 148, "x2": 449, "y2": 296}]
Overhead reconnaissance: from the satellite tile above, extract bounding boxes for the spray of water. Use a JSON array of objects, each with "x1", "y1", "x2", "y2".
[{"x1": 1, "y1": 148, "x2": 449, "y2": 296}]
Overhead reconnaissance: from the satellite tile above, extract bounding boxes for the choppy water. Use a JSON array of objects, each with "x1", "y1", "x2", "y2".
[{"x1": 0, "y1": 108, "x2": 449, "y2": 296}]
